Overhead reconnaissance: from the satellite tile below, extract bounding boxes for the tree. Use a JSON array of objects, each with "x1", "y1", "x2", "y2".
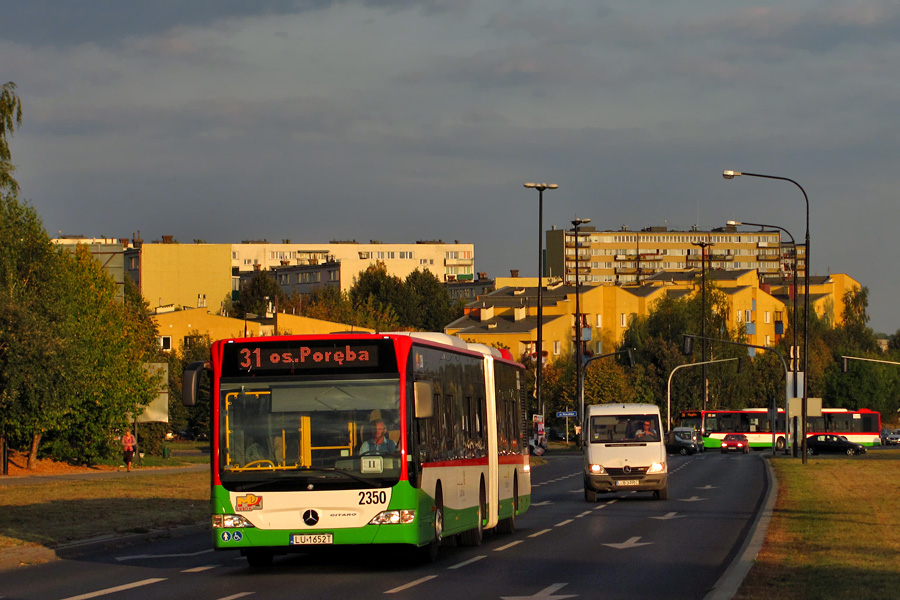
[
  {"x1": 167, "y1": 331, "x2": 213, "y2": 441},
  {"x1": 235, "y1": 270, "x2": 285, "y2": 319},
  {"x1": 0, "y1": 82, "x2": 22, "y2": 194},
  {"x1": 402, "y1": 269, "x2": 460, "y2": 331}
]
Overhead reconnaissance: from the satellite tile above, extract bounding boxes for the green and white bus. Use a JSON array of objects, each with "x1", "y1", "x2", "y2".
[{"x1": 183, "y1": 332, "x2": 531, "y2": 566}]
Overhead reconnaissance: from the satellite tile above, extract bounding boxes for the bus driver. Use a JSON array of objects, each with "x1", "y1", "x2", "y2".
[{"x1": 359, "y1": 419, "x2": 396, "y2": 454}]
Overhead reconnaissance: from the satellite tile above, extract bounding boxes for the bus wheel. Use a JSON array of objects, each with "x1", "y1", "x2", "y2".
[
  {"x1": 654, "y1": 486, "x2": 668, "y2": 501},
  {"x1": 775, "y1": 437, "x2": 786, "y2": 452},
  {"x1": 245, "y1": 549, "x2": 273, "y2": 568},
  {"x1": 497, "y1": 474, "x2": 517, "y2": 534},
  {"x1": 460, "y1": 481, "x2": 485, "y2": 546},
  {"x1": 419, "y1": 486, "x2": 443, "y2": 563},
  {"x1": 584, "y1": 484, "x2": 598, "y2": 503}
]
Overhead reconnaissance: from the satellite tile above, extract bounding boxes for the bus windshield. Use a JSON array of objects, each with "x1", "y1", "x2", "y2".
[{"x1": 219, "y1": 376, "x2": 401, "y2": 490}]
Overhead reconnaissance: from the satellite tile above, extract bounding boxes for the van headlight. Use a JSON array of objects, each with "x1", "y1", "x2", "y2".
[
  {"x1": 647, "y1": 462, "x2": 666, "y2": 474},
  {"x1": 589, "y1": 464, "x2": 606, "y2": 475}
]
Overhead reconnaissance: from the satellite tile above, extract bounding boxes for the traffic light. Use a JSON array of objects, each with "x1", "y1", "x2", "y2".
[
  {"x1": 842, "y1": 356, "x2": 850, "y2": 373},
  {"x1": 627, "y1": 348, "x2": 636, "y2": 368},
  {"x1": 682, "y1": 335, "x2": 694, "y2": 356},
  {"x1": 736, "y1": 357, "x2": 743, "y2": 373}
]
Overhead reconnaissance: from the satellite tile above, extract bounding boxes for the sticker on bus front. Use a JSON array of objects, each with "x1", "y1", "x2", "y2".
[{"x1": 360, "y1": 456, "x2": 384, "y2": 474}]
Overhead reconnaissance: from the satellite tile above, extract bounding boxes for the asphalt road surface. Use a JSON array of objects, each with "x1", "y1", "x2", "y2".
[{"x1": 0, "y1": 451, "x2": 770, "y2": 600}]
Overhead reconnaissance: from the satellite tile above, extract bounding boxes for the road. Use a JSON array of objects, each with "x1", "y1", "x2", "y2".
[{"x1": 0, "y1": 451, "x2": 771, "y2": 600}]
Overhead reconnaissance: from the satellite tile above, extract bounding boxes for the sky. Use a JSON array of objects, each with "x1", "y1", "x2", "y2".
[{"x1": 3, "y1": 1, "x2": 898, "y2": 333}]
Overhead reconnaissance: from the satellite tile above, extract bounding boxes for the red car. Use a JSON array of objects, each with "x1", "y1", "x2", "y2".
[{"x1": 720, "y1": 434, "x2": 750, "y2": 454}]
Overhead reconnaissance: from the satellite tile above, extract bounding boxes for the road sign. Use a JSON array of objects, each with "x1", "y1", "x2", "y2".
[{"x1": 557, "y1": 411, "x2": 577, "y2": 417}]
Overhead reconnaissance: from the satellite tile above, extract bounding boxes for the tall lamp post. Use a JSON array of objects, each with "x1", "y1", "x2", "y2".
[
  {"x1": 723, "y1": 170, "x2": 811, "y2": 463},
  {"x1": 572, "y1": 217, "x2": 591, "y2": 421},
  {"x1": 690, "y1": 239, "x2": 714, "y2": 410},
  {"x1": 524, "y1": 182, "x2": 558, "y2": 423},
  {"x1": 728, "y1": 219, "x2": 799, "y2": 453}
]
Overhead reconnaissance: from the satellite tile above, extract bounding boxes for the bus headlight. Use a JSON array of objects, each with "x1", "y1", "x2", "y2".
[
  {"x1": 589, "y1": 464, "x2": 606, "y2": 475},
  {"x1": 212, "y1": 514, "x2": 255, "y2": 528},
  {"x1": 647, "y1": 462, "x2": 666, "y2": 474},
  {"x1": 369, "y1": 510, "x2": 416, "y2": 525}
]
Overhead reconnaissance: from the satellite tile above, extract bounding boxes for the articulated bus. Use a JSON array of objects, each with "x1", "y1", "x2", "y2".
[
  {"x1": 678, "y1": 408, "x2": 882, "y2": 451},
  {"x1": 182, "y1": 332, "x2": 531, "y2": 566}
]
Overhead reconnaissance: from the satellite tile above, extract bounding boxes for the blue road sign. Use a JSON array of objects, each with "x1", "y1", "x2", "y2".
[{"x1": 557, "y1": 411, "x2": 577, "y2": 417}]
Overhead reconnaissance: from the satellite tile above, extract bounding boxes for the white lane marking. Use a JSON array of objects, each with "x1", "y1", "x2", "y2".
[
  {"x1": 182, "y1": 565, "x2": 218, "y2": 572},
  {"x1": 501, "y1": 583, "x2": 576, "y2": 599},
  {"x1": 217, "y1": 594, "x2": 255, "y2": 600},
  {"x1": 116, "y1": 549, "x2": 214, "y2": 561},
  {"x1": 529, "y1": 528, "x2": 552, "y2": 538},
  {"x1": 651, "y1": 512, "x2": 684, "y2": 520},
  {"x1": 575, "y1": 511, "x2": 592, "y2": 518},
  {"x1": 679, "y1": 496, "x2": 707, "y2": 502},
  {"x1": 61, "y1": 578, "x2": 166, "y2": 600},
  {"x1": 494, "y1": 540, "x2": 524, "y2": 552},
  {"x1": 384, "y1": 575, "x2": 438, "y2": 594},
  {"x1": 531, "y1": 501, "x2": 554, "y2": 506},
  {"x1": 554, "y1": 519, "x2": 574, "y2": 527},
  {"x1": 603, "y1": 536, "x2": 653, "y2": 550},
  {"x1": 448, "y1": 555, "x2": 486, "y2": 569}
]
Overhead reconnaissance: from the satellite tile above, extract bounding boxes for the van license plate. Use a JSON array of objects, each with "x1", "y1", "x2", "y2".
[
  {"x1": 616, "y1": 480, "x2": 639, "y2": 486},
  {"x1": 291, "y1": 534, "x2": 333, "y2": 545}
]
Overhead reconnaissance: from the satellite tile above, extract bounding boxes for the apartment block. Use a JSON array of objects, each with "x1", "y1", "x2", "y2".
[
  {"x1": 546, "y1": 224, "x2": 806, "y2": 287},
  {"x1": 231, "y1": 240, "x2": 475, "y2": 291}
]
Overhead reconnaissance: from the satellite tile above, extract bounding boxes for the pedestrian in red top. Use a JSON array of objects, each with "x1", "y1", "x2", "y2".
[{"x1": 122, "y1": 430, "x2": 136, "y2": 472}]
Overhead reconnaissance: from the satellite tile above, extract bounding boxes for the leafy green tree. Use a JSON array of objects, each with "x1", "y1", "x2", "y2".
[
  {"x1": 0, "y1": 82, "x2": 22, "y2": 194},
  {"x1": 402, "y1": 269, "x2": 460, "y2": 331},
  {"x1": 235, "y1": 270, "x2": 285, "y2": 319},
  {"x1": 350, "y1": 263, "x2": 404, "y2": 314}
]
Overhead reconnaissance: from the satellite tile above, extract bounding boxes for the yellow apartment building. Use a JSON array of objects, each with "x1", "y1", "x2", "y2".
[
  {"x1": 447, "y1": 269, "x2": 859, "y2": 365},
  {"x1": 136, "y1": 242, "x2": 233, "y2": 313}
]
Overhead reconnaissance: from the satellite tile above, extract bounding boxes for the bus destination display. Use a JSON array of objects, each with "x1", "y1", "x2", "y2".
[{"x1": 224, "y1": 342, "x2": 381, "y2": 374}]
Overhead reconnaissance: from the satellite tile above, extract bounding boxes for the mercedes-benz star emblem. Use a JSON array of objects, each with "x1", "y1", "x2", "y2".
[
  {"x1": 303, "y1": 509, "x2": 319, "y2": 526},
  {"x1": 623, "y1": 465, "x2": 632, "y2": 474}
]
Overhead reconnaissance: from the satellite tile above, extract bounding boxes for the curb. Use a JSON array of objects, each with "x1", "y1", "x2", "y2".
[
  {"x1": 704, "y1": 454, "x2": 778, "y2": 600},
  {"x1": 0, "y1": 522, "x2": 208, "y2": 572}
]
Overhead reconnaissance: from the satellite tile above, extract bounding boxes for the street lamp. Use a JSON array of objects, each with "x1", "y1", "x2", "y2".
[
  {"x1": 723, "y1": 170, "x2": 811, "y2": 463},
  {"x1": 727, "y1": 219, "x2": 800, "y2": 448},
  {"x1": 572, "y1": 217, "x2": 591, "y2": 422},
  {"x1": 524, "y1": 183, "x2": 558, "y2": 424},
  {"x1": 690, "y1": 238, "x2": 714, "y2": 410}
]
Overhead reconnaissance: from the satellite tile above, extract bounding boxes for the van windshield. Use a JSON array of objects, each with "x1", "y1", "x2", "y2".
[{"x1": 590, "y1": 414, "x2": 661, "y2": 443}]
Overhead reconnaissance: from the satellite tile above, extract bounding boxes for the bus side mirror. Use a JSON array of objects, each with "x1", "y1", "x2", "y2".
[
  {"x1": 414, "y1": 381, "x2": 434, "y2": 419},
  {"x1": 182, "y1": 361, "x2": 207, "y2": 407}
]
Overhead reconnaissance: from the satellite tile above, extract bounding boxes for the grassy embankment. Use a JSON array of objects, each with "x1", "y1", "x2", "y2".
[{"x1": 735, "y1": 449, "x2": 900, "y2": 599}]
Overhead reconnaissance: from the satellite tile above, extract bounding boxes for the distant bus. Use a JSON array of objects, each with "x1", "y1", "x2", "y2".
[
  {"x1": 678, "y1": 408, "x2": 882, "y2": 451},
  {"x1": 183, "y1": 332, "x2": 531, "y2": 566}
]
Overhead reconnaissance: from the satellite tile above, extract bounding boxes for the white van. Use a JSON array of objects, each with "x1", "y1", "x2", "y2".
[{"x1": 583, "y1": 403, "x2": 668, "y2": 501}]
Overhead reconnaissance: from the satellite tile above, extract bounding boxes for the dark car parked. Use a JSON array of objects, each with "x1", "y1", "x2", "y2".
[
  {"x1": 666, "y1": 428, "x2": 700, "y2": 455},
  {"x1": 805, "y1": 434, "x2": 866, "y2": 456}
]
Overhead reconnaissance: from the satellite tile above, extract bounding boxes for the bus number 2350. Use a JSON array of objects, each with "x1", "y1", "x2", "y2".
[{"x1": 358, "y1": 491, "x2": 387, "y2": 505}]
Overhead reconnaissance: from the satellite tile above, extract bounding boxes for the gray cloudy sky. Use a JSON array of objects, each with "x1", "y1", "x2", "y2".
[{"x1": 3, "y1": 1, "x2": 898, "y2": 333}]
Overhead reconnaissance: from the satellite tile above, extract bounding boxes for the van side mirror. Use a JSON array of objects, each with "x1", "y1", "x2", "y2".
[{"x1": 414, "y1": 381, "x2": 434, "y2": 418}]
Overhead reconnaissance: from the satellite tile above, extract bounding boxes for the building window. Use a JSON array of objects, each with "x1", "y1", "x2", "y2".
[
  {"x1": 745, "y1": 310, "x2": 752, "y2": 323},
  {"x1": 620, "y1": 313, "x2": 627, "y2": 327},
  {"x1": 596, "y1": 314, "x2": 602, "y2": 328},
  {"x1": 764, "y1": 311, "x2": 771, "y2": 324},
  {"x1": 159, "y1": 336, "x2": 172, "y2": 352},
  {"x1": 553, "y1": 341, "x2": 561, "y2": 355}
]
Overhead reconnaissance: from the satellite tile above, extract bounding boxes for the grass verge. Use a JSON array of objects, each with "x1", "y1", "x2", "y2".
[
  {"x1": 735, "y1": 449, "x2": 900, "y2": 600},
  {"x1": 0, "y1": 472, "x2": 208, "y2": 550}
]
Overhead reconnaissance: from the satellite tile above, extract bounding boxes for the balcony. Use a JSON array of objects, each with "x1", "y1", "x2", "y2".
[{"x1": 444, "y1": 258, "x2": 474, "y2": 267}]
